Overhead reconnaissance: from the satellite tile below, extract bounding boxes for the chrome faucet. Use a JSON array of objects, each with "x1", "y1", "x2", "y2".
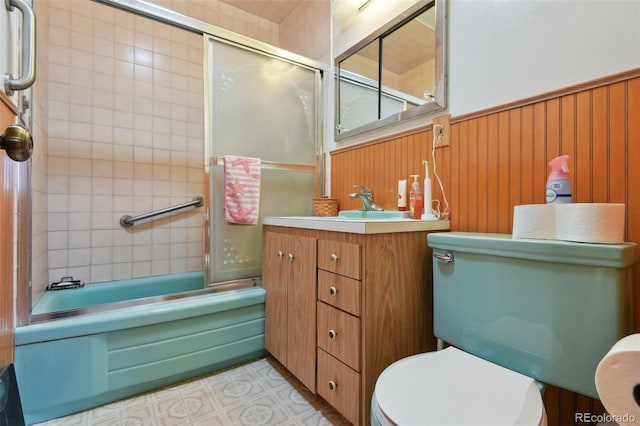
[{"x1": 348, "y1": 185, "x2": 383, "y2": 211}]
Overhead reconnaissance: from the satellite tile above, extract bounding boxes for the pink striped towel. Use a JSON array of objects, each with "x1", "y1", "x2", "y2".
[{"x1": 223, "y1": 155, "x2": 261, "y2": 225}]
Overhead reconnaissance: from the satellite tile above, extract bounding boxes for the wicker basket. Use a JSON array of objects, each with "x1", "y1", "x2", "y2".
[{"x1": 313, "y1": 197, "x2": 339, "y2": 217}]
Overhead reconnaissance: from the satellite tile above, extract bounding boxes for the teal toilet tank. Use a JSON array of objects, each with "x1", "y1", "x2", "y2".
[{"x1": 428, "y1": 232, "x2": 637, "y2": 399}]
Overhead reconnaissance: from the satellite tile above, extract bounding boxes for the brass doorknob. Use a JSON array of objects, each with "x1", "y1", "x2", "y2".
[{"x1": 1, "y1": 124, "x2": 32, "y2": 162}]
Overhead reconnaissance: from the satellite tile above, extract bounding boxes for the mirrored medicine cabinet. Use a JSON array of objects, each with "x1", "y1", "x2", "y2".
[{"x1": 335, "y1": 0, "x2": 447, "y2": 140}]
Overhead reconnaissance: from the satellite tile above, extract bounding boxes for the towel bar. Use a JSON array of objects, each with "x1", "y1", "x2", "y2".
[{"x1": 213, "y1": 156, "x2": 316, "y2": 173}]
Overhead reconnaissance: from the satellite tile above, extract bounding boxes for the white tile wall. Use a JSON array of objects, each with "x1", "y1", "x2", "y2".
[
  {"x1": 44, "y1": 0, "x2": 204, "y2": 285},
  {"x1": 35, "y1": 0, "x2": 330, "y2": 292}
]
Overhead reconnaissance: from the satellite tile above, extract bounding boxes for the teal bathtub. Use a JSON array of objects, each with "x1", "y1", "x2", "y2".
[
  {"x1": 31, "y1": 271, "x2": 207, "y2": 315},
  {"x1": 14, "y1": 272, "x2": 266, "y2": 425}
]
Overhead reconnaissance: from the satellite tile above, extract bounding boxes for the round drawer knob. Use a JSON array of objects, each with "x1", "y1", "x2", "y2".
[
  {"x1": 288, "y1": 253, "x2": 294, "y2": 261},
  {"x1": 328, "y1": 380, "x2": 337, "y2": 391},
  {"x1": 329, "y1": 286, "x2": 338, "y2": 296},
  {"x1": 328, "y1": 329, "x2": 337, "y2": 339},
  {"x1": 329, "y1": 254, "x2": 339, "y2": 263},
  {"x1": 277, "y1": 251, "x2": 283, "y2": 258}
]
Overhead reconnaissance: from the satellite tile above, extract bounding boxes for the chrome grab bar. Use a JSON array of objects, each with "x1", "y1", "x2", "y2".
[
  {"x1": 4, "y1": 0, "x2": 36, "y2": 96},
  {"x1": 120, "y1": 196, "x2": 204, "y2": 227}
]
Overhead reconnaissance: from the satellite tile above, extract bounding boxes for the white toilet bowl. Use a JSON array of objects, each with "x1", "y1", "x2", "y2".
[{"x1": 371, "y1": 347, "x2": 547, "y2": 426}]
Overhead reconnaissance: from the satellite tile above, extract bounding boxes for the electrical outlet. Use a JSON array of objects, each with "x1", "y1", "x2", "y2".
[{"x1": 432, "y1": 114, "x2": 450, "y2": 148}]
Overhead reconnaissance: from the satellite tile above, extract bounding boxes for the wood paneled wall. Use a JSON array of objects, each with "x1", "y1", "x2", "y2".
[
  {"x1": 0, "y1": 93, "x2": 18, "y2": 366},
  {"x1": 330, "y1": 68, "x2": 640, "y2": 426}
]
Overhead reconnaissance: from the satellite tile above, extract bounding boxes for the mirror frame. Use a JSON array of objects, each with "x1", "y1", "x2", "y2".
[{"x1": 334, "y1": 0, "x2": 447, "y2": 141}]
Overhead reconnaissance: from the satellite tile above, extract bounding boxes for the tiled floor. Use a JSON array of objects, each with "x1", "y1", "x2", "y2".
[{"x1": 35, "y1": 357, "x2": 349, "y2": 426}]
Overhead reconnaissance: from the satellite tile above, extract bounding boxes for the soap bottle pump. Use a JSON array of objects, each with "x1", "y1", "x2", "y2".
[
  {"x1": 546, "y1": 155, "x2": 572, "y2": 204},
  {"x1": 409, "y1": 175, "x2": 423, "y2": 219},
  {"x1": 421, "y1": 160, "x2": 436, "y2": 220}
]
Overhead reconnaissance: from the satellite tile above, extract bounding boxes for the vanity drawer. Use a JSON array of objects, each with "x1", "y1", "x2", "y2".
[
  {"x1": 317, "y1": 301, "x2": 360, "y2": 370},
  {"x1": 318, "y1": 270, "x2": 361, "y2": 316},
  {"x1": 318, "y1": 240, "x2": 361, "y2": 279},
  {"x1": 317, "y1": 349, "x2": 360, "y2": 426}
]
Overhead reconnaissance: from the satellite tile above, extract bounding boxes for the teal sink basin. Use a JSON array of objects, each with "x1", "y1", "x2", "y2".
[{"x1": 337, "y1": 210, "x2": 411, "y2": 219}]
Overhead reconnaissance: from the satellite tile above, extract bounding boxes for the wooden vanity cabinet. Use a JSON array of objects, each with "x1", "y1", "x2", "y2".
[
  {"x1": 262, "y1": 230, "x2": 317, "y2": 392},
  {"x1": 263, "y1": 224, "x2": 438, "y2": 425}
]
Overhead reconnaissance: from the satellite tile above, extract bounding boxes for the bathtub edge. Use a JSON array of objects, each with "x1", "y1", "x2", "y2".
[{"x1": 15, "y1": 287, "x2": 266, "y2": 345}]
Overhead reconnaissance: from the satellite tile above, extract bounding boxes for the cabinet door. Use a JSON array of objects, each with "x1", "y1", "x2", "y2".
[
  {"x1": 262, "y1": 231, "x2": 289, "y2": 365},
  {"x1": 286, "y1": 235, "x2": 317, "y2": 392}
]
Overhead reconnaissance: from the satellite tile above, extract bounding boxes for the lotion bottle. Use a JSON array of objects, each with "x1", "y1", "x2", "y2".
[
  {"x1": 546, "y1": 155, "x2": 572, "y2": 204},
  {"x1": 409, "y1": 175, "x2": 423, "y2": 219},
  {"x1": 421, "y1": 161, "x2": 436, "y2": 220},
  {"x1": 398, "y1": 179, "x2": 407, "y2": 211}
]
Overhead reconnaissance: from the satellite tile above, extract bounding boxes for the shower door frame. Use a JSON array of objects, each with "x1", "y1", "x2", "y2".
[
  {"x1": 203, "y1": 34, "x2": 324, "y2": 287},
  {"x1": 93, "y1": 0, "x2": 325, "y2": 288}
]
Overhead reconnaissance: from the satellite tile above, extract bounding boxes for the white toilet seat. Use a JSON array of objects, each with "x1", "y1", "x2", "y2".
[{"x1": 373, "y1": 346, "x2": 546, "y2": 426}]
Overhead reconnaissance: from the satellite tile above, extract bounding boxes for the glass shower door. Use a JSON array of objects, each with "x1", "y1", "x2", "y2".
[{"x1": 206, "y1": 36, "x2": 321, "y2": 284}]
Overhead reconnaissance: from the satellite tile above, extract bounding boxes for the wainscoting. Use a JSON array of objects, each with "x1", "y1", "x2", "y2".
[{"x1": 330, "y1": 68, "x2": 640, "y2": 426}]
